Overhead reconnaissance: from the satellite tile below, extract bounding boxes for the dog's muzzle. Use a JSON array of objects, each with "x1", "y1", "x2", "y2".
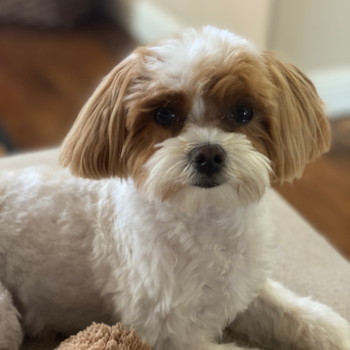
[{"x1": 188, "y1": 144, "x2": 226, "y2": 188}]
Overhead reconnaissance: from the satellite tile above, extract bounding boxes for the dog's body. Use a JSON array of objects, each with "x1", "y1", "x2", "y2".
[
  {"x1": 0, "y1": 165, "x2": 272, "y2": 349},
  {"x1": 1, "y1": 26, "x2": 350, "y2": 350}
]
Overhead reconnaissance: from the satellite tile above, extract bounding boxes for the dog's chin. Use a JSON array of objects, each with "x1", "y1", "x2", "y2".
[
  {"x1": 144, "y1": 181, "x2": 263, "y2": 214},
  {"x1": 191, "y1": 173, "x2": 225, "y2": 189},
  {"x1": 191, "y1": 181, "x2": 222, "y2": 189}
]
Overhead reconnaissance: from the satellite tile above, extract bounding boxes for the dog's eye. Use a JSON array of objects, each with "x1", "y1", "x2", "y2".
[
  {"x1": 230, "y1": 105, "x2": 253, "y2": 124},
  {"x1": 153, "y1": 107, "x2": 177, "y2": 126}
]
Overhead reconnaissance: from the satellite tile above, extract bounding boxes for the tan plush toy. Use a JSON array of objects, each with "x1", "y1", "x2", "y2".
[{"x1": 56, "y1": 323, "x2": 152, "y2": 350}]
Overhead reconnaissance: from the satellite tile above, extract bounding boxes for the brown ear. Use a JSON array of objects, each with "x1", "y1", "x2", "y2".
[
  {"x1": 59, "y1": 55, "x2": 138, "y2": 179},
  {"x1": 264, "y1": 52, "x2": 331, "y2": 183}
]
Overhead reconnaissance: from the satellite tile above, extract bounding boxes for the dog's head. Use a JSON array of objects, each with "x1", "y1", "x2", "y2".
[{"x1": 60, "y1": 26, "x2": 330, "y2": 212}]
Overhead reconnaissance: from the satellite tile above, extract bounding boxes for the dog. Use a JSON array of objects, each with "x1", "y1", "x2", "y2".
[{"x1": 0, "y1": 26, "x2": 349, "y2": 350}]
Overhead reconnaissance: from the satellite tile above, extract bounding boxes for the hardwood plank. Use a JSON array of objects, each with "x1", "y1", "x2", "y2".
[
  {"x1": 274, "y1": 118, "x2": 350, "y2": 259},
  {"x1": 0, "y1": 21, "x2": 136, "y2": 151}
]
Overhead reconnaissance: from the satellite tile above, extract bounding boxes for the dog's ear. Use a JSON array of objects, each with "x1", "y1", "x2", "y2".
[
  {"x1": 264, "y1": 52, "x2": 331, "y2": 183},
  {"x1": 59, "y1": 55, "x2": 138, "y2": 179}
]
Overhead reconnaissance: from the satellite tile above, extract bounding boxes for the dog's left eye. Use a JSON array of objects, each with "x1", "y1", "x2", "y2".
[
  {"x1": 153, "y1": 107, "x2": 177, "y2": 126},
  {"x1": 229, "y1": 105, "x2": 253, "y2": 124}
]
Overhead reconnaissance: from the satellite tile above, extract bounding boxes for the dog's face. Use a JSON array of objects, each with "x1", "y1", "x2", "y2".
[{"x1": 60, "y1": 26, "x2": 330, "y2": 212}]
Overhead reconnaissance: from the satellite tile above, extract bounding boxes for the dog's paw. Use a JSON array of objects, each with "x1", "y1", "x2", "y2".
[
  {"x1": 326, "y1": 321, "x2": 350, "y2": 350},
  {"x1": 303, "y1": 306, "x2": 350, "y2": 350}
]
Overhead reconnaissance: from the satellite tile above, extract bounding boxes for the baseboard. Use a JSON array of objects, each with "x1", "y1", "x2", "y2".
[
  {"x1": 309, "y1": 67, "x2": 350, "y2": 119},
  {"x1": 105, "y1": 0, "x2": 185, "y2": 44}
]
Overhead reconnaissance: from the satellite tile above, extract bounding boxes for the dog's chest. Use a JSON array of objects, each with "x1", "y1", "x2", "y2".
[
  {"x1": 109, "y1": 188, "x2": 271, "y2": 343},
  {"x1": 121, "y1": 204, "x2": 266, "y2": 334},
  {"x1": 168, "y1": 219, "x2": 252, "y2": 328}
]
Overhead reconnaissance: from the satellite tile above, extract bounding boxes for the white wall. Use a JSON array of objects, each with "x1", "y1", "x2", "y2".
[
  {"x1": 146, "y1": 0, "x2": 273, "y2": 49},
  {"x1": 270, "y1": 0, "x2": 350, "y2": 72},
  {"x1": 270, "y1": 0, "x2": 350, "y2": 117},
  {"x1": 106, "y1": 0, "x2": 273, "y2": 49}
]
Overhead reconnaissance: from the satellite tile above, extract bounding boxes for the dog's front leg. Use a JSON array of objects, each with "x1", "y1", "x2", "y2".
[
  {"x1": 229, "y1": 279, "x2": 350, "y2": 350},
  {"x1": 0, "y1": 283, "x2": 23, "y2": 350}
]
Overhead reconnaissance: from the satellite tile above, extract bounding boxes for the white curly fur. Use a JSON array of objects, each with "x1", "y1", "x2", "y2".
[{"x1": 1, "y1": 165, "x2": 349, "y2": 350}]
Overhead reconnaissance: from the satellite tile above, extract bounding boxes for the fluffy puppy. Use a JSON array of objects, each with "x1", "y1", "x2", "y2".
[{"x1": 0, "y1": 26, "x2": 349, "y2": 350}]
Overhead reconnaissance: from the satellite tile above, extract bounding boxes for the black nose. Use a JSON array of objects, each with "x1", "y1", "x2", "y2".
[{"x1": 189, "y1": 145, "x2": 225, "y2": 176}]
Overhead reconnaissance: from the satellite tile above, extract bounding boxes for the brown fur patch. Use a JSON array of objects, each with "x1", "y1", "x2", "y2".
[
  {"x1": 263, "y1": 52, "x2": 331, "y2": 182},
  {"x1": 123, "y1": 91, "x2": 192, "y2": 183}
]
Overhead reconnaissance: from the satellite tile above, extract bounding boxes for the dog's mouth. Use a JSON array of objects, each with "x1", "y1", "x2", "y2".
[
  {"x1": 191, "y1": 176, "x2": 224, "y2": 189},
  {"x1": 192, "y1": 181, "x2": 220, "y2": 189}
]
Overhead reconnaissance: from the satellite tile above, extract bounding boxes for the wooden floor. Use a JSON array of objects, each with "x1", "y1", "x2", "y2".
[
  {"x1": 0, "y1": 21, "x2": 349, "y2": 259},
  {"x1": 273, "y1": 119, "x2": 350, "y2": 259},
  {"x1": 0, "y1": 20, "x2": 136, "y2": 151}
]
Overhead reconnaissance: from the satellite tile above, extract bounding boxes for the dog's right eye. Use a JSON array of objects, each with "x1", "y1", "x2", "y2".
[{"x1": 153, "y1": 107, "x2": 177, "y2": 126}]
